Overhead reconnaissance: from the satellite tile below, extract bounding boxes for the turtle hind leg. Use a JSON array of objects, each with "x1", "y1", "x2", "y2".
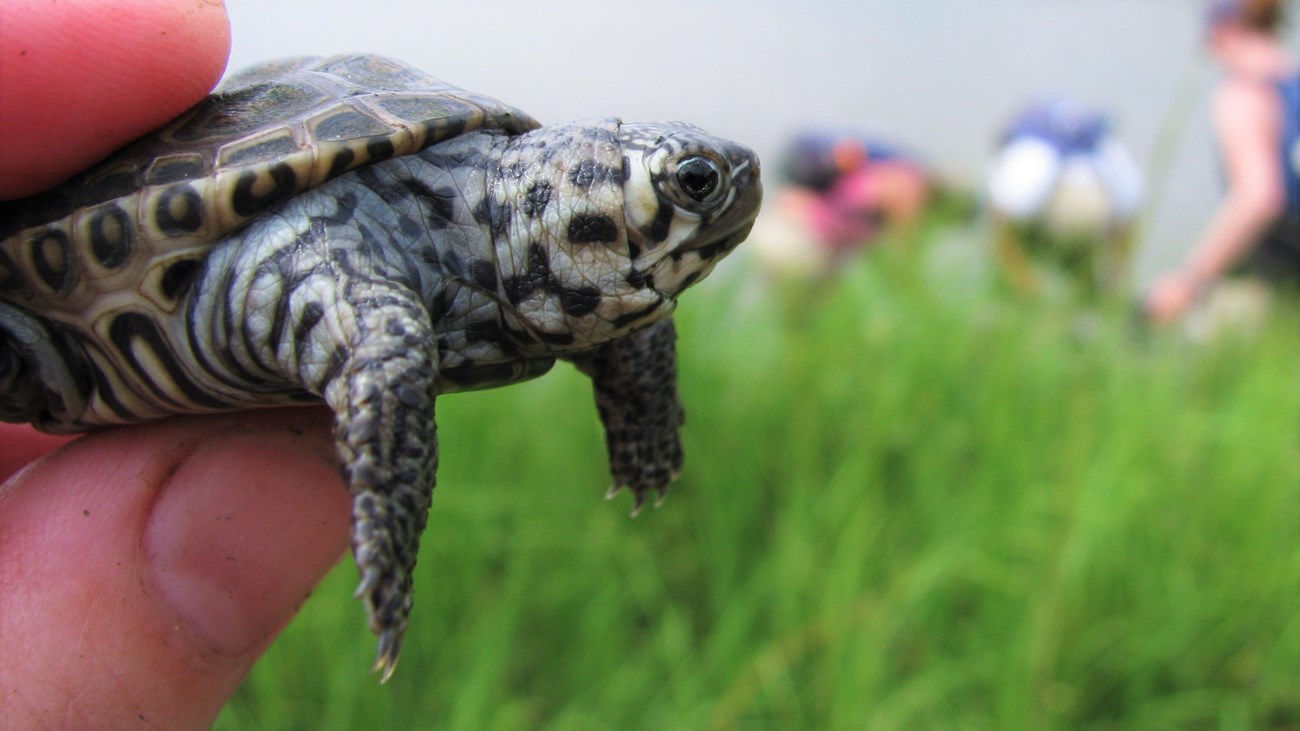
[
  {"x1": 566, "y1": 318, "x2": 685, "y2": 516},
  {"x1": 319, "y1": 286, "x2": 440, "y2": 681},
  {"x1": 0, "y1": 301, "x2": 88, "y2": 429}
]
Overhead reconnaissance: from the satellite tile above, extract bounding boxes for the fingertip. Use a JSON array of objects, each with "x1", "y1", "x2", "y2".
[
  {"x1": 0, "y1": 425, "x2": 77, "y2": 483},
  {"x1": 145, "y1": 420, "x2": 353, "y2": 660},
  {"x1": 0, "y1": 410, "x2": 351, "y2": 730},
  {"x1": 0, "y1": 0, "x2": 232, "y2": 197}
]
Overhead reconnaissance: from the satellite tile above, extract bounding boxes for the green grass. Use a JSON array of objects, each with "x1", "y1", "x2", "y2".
[{"x1": 216, "y1": 221, "x2": 1299, "y2": 731}]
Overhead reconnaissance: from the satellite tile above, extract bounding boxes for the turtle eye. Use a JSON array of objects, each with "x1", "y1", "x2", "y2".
[{"x1": 675, "y1": 155, "x2": 721, "y2": 203}]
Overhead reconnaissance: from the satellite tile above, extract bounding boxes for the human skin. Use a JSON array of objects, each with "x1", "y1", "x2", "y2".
[
  {"x1": 1, "y1": 2, "x2": 355, "y2": 728},
  {"x1": 1146, "y1": 22, "x2": 1291, "y2": 323}
]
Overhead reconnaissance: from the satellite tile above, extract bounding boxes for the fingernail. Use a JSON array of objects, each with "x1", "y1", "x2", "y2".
[{"x1": 144, "y1": 428, "x2": 351, "y2": 658}]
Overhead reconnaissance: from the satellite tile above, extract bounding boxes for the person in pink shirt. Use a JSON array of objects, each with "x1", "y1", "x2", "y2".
[{"x1": 752, "y1": 132, "x2": 930, "y2": 276}]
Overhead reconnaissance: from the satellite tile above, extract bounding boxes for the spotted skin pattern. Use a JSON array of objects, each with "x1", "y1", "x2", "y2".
[{"x1": 0, "y1": 55, "x2": 762, "y2": 678}]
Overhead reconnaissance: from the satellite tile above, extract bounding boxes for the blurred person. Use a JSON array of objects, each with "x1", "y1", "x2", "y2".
[
  {"x1": 986, "y1": 96, "x2": 1145, "y2": 298},
  {"x1": 749, "y1": 131, "x2": 930, "y2": 277},
  {"x1": 1146, "y1": 0, "x2": 1300, "y2": 324}
]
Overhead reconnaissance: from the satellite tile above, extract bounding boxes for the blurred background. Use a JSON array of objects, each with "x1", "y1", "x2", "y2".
[
  {"x1": 217, "y1": 2, "x2": 1298, "y2": 729},
  {"x1": 227, "y1": 0, "x2": 1230, "y2": 281}
]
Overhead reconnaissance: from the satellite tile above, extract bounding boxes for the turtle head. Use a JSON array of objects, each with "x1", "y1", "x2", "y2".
[
  {"x1": 485, "y1": 118, "x2": 760, "y2": 350},
  {"x1": 619, "y1": 122, "x2": 763, "y2": 297}
]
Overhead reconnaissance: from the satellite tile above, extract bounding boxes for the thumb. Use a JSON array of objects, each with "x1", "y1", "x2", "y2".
[{"x1": 0, "y1": 409, "x2": 352, "y2": 730}]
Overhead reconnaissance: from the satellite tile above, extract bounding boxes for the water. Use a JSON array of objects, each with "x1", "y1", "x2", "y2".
[{"x1": 225, "y1": 0, "x2": 1299, "y2": 281}]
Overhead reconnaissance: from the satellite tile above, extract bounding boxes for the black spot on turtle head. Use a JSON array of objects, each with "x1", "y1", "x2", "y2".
[
  {"x1": 464, "y1": 319, "x2": 506, "y2": 344},
  {"x1": 503, "y1": 243, "x2": 552, "y2": 303},
  {"x1": 502, "y1": 273, "x2": 534, "y2": 304},
  {"x1": 694, "y1": 238, "x2": 732, "y2": 262},
  {"x1": 676, "y1": 270, "x2": 702, "y2": 291},
  {"x1": 583, "y1": 126, "x2": 620, "y2": 145},
  {"x1": 561, "y1": 286, "x2": 602, "y2": 317},
  {"x1": 567, "y1": 214, "x2": 619, "y2": 244},
  {"x1": 569, "y1": 161, "x2": 597, "y2": 188},
  {"x1": 526, "y1": 242, "x2": 552, "y2": 281},
  {"x1": 611, "y1": 298, "x2": 663, "y2": 329},
  {"x1": 88, "y1": 205, "x2": 134, "y2": 268},
  {"x1": 625, "y1": 267, "x2": 649, "y2": 289},
  {"x1": 536, "y1": 330, "x2": 575, "y2": 346},
  {"x1": 569, "y1": 160, "x2": 622, "y2": 188},
  {"x1": 647, "y1": 200, "x2": 675, "y2": 244}
]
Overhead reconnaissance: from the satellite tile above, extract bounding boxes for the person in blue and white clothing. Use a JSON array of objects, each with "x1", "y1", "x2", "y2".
[{"x1": 986, "y1": 96, "x2": 1146, "y2": 297}]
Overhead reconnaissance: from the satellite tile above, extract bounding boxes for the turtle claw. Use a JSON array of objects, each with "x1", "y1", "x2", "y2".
[
  {"x1": 617, "y1": 484, "x2": 668, "y2": 517},
  {"x1": 354, "y1": 566, "x2": 381, "y2": 599},
  {"x1": 629, "y1": 489, "x2": 649, "y2": 518},
  {"x1": 605, "y1": 482, "x2": 624, "y2": 500},
  {"x1": 373, "y1": 629, "x2": 403, "y2": 683}
]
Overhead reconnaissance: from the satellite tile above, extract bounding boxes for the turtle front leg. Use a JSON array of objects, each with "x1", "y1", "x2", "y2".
[
  {"x1": 319, "y1": 286, "x2": 439, "y2": 681},
  {"x1": 567, "y1": 318, "x2": 685, "y2": 515}
]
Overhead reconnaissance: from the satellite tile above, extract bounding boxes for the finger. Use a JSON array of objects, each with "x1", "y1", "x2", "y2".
[
  {"x1": 0, "y1": 424, "x2": 77, "y2": 483},
  {"x1": 0, "y1": 0, "x2": 231, "y2": 198},
  {"x1": 0, "y1": 408, "x2": 352, "y2": 730}
]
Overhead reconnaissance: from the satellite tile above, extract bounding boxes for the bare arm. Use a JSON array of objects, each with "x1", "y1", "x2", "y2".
[{"x1": 1148, "y1": 79, "x2": 1286, "y2": 322}]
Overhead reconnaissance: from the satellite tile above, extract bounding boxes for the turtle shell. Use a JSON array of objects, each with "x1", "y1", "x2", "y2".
[{"x1": 0, "y1": 54, "x2": 540, "y2": 310}]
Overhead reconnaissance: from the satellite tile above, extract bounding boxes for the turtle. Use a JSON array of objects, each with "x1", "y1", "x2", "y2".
[{"x1": 0, "y1": 54, "x2": 762, "y2": 679}]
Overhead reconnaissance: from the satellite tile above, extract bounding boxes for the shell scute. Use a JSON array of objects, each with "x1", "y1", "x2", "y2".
[
  {"x1": 2, "y1": 53, "x2": 540, "y2": 238},
  {"x1": 1, "y1": 53, "x2": 542, "y2": 313}
]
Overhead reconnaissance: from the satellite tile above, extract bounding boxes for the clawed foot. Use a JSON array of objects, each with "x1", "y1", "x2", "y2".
[
  {"x1": 606, "y1": 480, "x2": 671, "y2": 517},
  {"x1": 372, "y1": 627, "x2": 403, "y2": 683},
  {"x1": 352, "y1": 565, "x2": 407, "y2": 682}
]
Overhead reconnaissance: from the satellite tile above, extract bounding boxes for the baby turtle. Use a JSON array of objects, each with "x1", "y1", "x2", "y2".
[{"x1": 0, "y1": 54, "x2": 761, "y2": 678}]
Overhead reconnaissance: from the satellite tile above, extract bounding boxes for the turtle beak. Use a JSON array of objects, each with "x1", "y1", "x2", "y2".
[{"x1": 700, "y1": 141, "x2": 763, "y2": 261}]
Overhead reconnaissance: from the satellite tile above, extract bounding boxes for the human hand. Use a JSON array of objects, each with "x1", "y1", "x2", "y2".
[
  {"x1": 1145, "y1": 270, "x2": 1201, "y2": 325},
  {"x1": 1, "y1": 3, "x2": 354, "y2": 729}
]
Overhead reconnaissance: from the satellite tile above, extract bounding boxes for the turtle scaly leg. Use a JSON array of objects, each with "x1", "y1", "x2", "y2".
[
  {"x1": 321, "y1": 285, "x2": 439, "y2": 681},
  {"x1": 566, "y1": 318, "x2": 685, "y2": 515}
]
